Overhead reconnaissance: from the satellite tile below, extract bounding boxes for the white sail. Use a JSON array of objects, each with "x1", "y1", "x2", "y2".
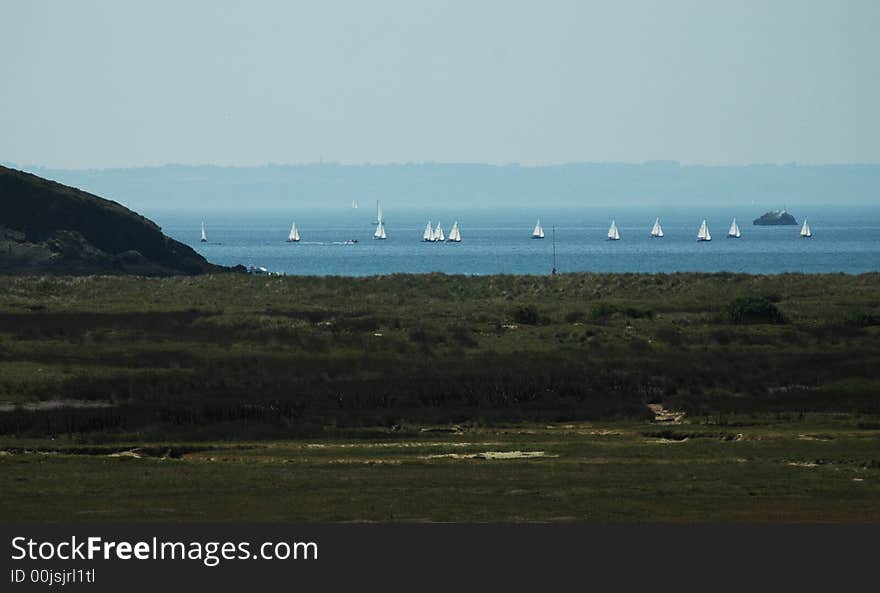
[
  {"x1": 697, "y1": 220, "x2": 712, "y2": 241},
  {"x1": 200, "y1": 222, "x2": 207, "y2": 242},
  {"x1": 532, "y1": 219, "x2": 545, "y2": 239},
  {"x1": 608, "y1": 220, "x2": 620, "y2": 240},
  {"x1": 434, "y1": 222, "x2": 444, "y2": 242},
  {"x1": 800, "y1": 218, "x2": 812, "y2": 237},
  {"x1": 287, "y1": 222, "x2": 300, "y2": 242},
  {"x1": 373, "y1": 200, "x2": 386, "y2": 239},
  {"x1": 651, "y1": 217, "x2": 664, "y2": 238},
  {"x1": 728, "y1": 218, "x2": 741, "y2": 238},
  {"x1": 352, "y1": 200, "x2": 358, "y2": 209},
  {"x1": 423, "y1": 221, "x2": 433, "y2": 241},
  {"x1": 447, "y1": 221, "x2": 461, "y2": 242}
]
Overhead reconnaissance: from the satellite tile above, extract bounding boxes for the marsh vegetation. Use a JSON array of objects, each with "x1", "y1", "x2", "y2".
[{"x1": 0, "y1": 272, "x2": 877, "y2": 521}]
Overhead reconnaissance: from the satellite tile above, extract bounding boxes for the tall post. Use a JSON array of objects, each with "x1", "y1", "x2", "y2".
[{"x1": 551, "y1": 225, "x2": 557, "y2": 275}]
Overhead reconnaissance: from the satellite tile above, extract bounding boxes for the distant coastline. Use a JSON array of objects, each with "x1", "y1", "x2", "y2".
[{"x1": 10, "y1": 162, "x2": 880, "y2": 213}]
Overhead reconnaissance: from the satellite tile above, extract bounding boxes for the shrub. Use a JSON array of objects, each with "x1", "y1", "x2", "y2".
[
  {"x1": 512, "y1": 305, "x2": 541, "y2": 325},
  {"x1": 590, "y1": 303, "x2": 619, "y2": 322},
  {"x1": 623, "y1": 307, "x2": 654, "y2": 319},
  {"x1": 724, "y1": 297, "x2": 786, "y2": 324},
  {"x1": 408, "y1": 327, "x2": 431, "y2": 344},
  {"x1": 590, "y1": 303, "x2": 654, "y2": 322},
  {"x1": 564, "y1": 310, "x2": 586, "y2": 323},
  {"x1": 655, "y1": 326, "x2": 683, "y2": 347},
  {"x1": 448, "y1": 324, "x2": 478, "y2": 347},
  {"x1": 709, "y1": 329, "x2": 733, "y2": 345}
]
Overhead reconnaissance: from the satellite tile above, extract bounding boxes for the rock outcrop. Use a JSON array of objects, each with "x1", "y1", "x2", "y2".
[{"x1": 753, "y1": 210, "x2": 798, "y2": 225}]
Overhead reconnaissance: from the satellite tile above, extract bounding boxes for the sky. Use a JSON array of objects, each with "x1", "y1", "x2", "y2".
[{"x1": 1, "y1": 0, "x2": 879, "y2": 169}]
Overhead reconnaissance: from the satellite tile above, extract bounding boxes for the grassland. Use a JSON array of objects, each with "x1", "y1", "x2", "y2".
[
  {"x1": 0, "y1": 272, "x2": 878, "y2": 522},
  {"x1": 3, "y1": 418, "x2": 880, "y2": 522}
]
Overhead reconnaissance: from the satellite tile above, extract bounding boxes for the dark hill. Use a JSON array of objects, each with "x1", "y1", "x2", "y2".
[{"x1": 0, "y1": 166, "x2": 226, "y2": 275}]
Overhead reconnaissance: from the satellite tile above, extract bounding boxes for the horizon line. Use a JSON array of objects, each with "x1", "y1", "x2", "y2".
[{"x1": 6, "y1": 160, "x2": 880, "y2": 172}]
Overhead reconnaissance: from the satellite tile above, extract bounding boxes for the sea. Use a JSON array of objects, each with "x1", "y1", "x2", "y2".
[{"x1": 147, "y1": 205, "x2": 880, "y2": 276}]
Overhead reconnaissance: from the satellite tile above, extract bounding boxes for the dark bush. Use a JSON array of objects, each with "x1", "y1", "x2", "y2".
[
  {"x1": 564, "y1": 310, "x2": 586, "y2": 323},
  {"x1": 710, "y1": 329, "x2": 733, "y2": 345},
  {"x1": 408, "y1": 327, "x2": 445, "y2": 345},
  {"x1": 655, "y1": 326, "x2": 683, "y2": 347},
  {"x1": 724, "y1": 297, "x2": 787, "y2": 324},
  {"x1": 624, "y1": 307, "x2": 654, "y2": 319},
  {"x1": 590, "y1": 303, "x2": 619, "y2": 322},
  {"x1": 512, "y1": 305, "x2": 541, "y2": 325},
  {"x1": 590, "y1": 303, "x2": 653, "y2": 322},
  {"x1": 448, "y1": 324, "x2": 478, "y2": 347}
]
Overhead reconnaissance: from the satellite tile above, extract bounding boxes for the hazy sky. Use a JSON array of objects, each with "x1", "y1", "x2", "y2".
[{"x1": 2, "y1": 0, "x2": 878, "y2": 168}]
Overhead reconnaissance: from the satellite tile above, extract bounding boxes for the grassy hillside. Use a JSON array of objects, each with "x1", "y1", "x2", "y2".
[{"x1": 0, "y1": 166, "x2": 225, "y2": 275}]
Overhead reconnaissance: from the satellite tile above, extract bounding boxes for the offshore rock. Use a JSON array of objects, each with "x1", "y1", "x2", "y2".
[{"x1": 753, "y1": 209, "x2": 798, "y2": 225}]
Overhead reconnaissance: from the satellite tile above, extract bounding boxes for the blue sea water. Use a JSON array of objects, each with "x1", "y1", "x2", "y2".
[{"x1": 148, "y1": 206, "x2": 880, "y2": 276}]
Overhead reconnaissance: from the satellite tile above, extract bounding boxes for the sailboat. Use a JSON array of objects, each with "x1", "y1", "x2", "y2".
[
  {"x1": 374, "y1": 201, "x2": 387, "y2": 240},
  {"x1": 697, "y1": 220, "x2": 712, "y2": 241},
  {"x1": 607, "y1": 220, "x2": 620, "y2": 241},
  {"x1": 447, "y1": 221, "x2": 461, "y2": 242},
  {"x1": 423, "y1": 221, "x2": 434, "y2": 242},
  {"x1": 650, "y1": 218, "x2": 664, "y2": 238},
  {"x1": 433, "y1": 222, "x2": 445, "y2": 242},
  {"x1": 531, "y1": 219, "x2": 545, "y2": 239},
  {"x1": 352, "y1": 200, "x2": 359, "y2": 209},
  {"x1": 200, "y1": 222, "x2": 207, "y2": 243},
  {"x1": 800, "y1": 218, "x2": 812, "y2": 238},
  {"x1": 287, "y1": 222, "x2": 300, "y2": 243},
  {"x1": 727, "y1": 218, "x2": 741, "y2": 239}
]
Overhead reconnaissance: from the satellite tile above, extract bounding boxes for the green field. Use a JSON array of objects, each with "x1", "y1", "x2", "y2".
[
  {"x1": 2, "y1": 418, "x2": 880, "y2": 522},
  {"x1": 0, "y1": 273, "x2": 878, "y2": 522}
]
